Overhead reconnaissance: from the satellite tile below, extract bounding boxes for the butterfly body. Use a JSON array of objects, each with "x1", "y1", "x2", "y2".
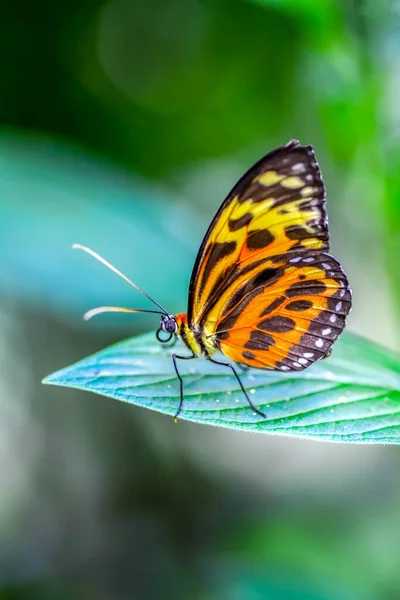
[{"x1": 174, "y1": 313, "x2": 217, "y2": 358}]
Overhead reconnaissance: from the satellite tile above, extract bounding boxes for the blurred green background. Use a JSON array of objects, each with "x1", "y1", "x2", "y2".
[{"x1": 1, "y1": 0, "x2": 400, "y2": 598}]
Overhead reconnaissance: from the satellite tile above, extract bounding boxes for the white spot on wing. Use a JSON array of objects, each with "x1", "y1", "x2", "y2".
[
  {"x1": 303, "y1": 257, "x2": 314, "y2": 263},
  {"x1": 336, "y1": 301, "x2": 342, "y2": 311},
  {"x1": 281, "y1": 365, "x2": 290, "y2": 371},
  {"x1": 293, "y1": 362, "x2": 301, "y2": 368},
  {"x1": 289, "y1": 256, "x2": 301, "y2": 263},
  {"x1": 315, "y1": 338, "x2": 324, "y2": 348},
  {"x1": 322, "y1": 262, "x2": 331, "y2": 270},
  {"x1": 304, "y1": 352, "x2": 314, "y2": 358},
  {"x1": 322, "y1": 327, "x2": 332, "y2": 335},
  {"x1": 292, "y1": 162, "x2": 306, "y2": 173},
  {"x1": 298, "y1": 358, "x2": 308, "y2": 365},
  {"x1": 329, "y1": 314, "x2": 337, "y2": 323}
]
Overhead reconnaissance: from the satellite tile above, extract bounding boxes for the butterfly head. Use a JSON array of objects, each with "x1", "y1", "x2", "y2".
[{"x1": 156, "y1": 314, "x2": 178, "y2": 343}]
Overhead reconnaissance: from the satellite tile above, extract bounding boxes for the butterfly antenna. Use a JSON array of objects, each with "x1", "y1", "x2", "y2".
[
  {"x1": 73, "y1": 244, "x2": 168, "y2": 315},
  {"x1": 82, "y1": 306, "x2": 165, "y2": 321}
]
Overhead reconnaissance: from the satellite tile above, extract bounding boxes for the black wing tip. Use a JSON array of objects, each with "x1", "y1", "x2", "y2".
[
  {"x1": 284, "y1": 139, "x2": 315, "y2": 155},
  {"x1": 278, "y1": 140, "x2": 323, "y2": 184},
  {"x1": 284, "y1": 139, "x2": 301, "y2": 149},
  {"x1": 282, "y1": 139, "x2": 323, "y2": 182}
]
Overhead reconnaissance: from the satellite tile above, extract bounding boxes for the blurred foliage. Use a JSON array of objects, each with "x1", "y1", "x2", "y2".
[
  {"x1": 0, "y1": 131, "x2": 195, "y2": 324},
  {"x1": 1, "y1": 0, "x2": 400, "y2": 598}
]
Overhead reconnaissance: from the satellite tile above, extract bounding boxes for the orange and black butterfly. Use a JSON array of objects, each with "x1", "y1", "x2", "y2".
[{"x1": 75, "y1": 140, "x2": 352, "y2": 420}]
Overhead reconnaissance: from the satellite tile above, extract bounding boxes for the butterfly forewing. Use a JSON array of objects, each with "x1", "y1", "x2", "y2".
[
  {"x1": 187, "y1": 140, "x2": 351, "y2": 372},
  {"x1": 188, "y1": 140, "x2": 328, "y2": 324}
]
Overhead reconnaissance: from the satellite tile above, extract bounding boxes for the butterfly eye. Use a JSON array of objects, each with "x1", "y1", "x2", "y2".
[
  {"x1": 157, "y1": 316, "x2": 177, "y2": 343},
  {"x1": 162, "y1": 316, "x2": 177, "y2": 333}
]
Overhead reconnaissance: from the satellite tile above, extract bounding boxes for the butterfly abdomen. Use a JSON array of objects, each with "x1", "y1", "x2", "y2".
[{"x1": 175, "y1": 313, "x2": 217, "y2": 358}]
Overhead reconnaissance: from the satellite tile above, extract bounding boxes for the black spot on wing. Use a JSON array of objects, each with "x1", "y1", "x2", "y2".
[
  {"x1": 244, "y1": 330, "x2": 275, "y2": 351},
  {"x1": 228, "y1": 213, "x2": 253, "y2": 231},
  {"x1": 253, "y1": 267, "x2": 281, "y2": 287},
  {"x1": 259, "y1": 316, "x2": 296, "y2": 333},
  {"x1": 286, "y1": 299, "x2": 313, "y2": 311},
  {"x1": 242, "y1": 350, "x2": 256, "y2": 361},
  {"x1": 259, "y1": 296, "x2": 286, "y2": 317},
  {"x1": 284, "y1": 225, "x2": 311, "y2": 240},
  {"x1": 286, "y1": 279, "x2": 327, "y2": 297},
  {"x1": 246, "y1": 229, "x2": 275, "y2": 250}
]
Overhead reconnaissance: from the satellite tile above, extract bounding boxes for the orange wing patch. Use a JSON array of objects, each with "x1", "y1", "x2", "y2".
[{"x1": 214, "y1": 254, "x2": 351, "y2": 371}]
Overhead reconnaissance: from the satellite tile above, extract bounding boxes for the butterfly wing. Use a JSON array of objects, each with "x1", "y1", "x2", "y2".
[
  {"x1": 188, "y1": 140, "x2": 351, "y2": 371},
  {"x1": 188, "y1": 140, "x2": 328, "y2": 324},
  {"x1": 215, "y1": 253, "x2": 351, "y2": 370}
]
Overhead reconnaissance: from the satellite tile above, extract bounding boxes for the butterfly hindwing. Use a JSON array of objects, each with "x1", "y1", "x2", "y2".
[{"x1": 216, "y1": 253, "x2": 351, "y2": 371}]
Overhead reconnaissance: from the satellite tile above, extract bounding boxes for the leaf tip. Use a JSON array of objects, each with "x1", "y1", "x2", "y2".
[{"x1": 42, "y1": 367, "x2": 67, "y2": 386}]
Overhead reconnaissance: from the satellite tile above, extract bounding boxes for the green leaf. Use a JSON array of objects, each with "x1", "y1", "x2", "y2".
[{"x1": 42, "y1": 332, "x2": 400, "y2": 444}]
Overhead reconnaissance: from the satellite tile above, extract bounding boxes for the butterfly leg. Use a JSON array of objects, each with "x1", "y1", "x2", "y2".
[
  {"x1": 207, "y1": 357, "x2": 266, "y2": 418},
  {"x1": 172, "y1": 353, "x2": 196, "y2": 422}
]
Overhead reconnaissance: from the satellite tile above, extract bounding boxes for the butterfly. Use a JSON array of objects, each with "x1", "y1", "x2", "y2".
[{"x1": 75, "y1": 140, "x2": 352, "y2": 421}]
